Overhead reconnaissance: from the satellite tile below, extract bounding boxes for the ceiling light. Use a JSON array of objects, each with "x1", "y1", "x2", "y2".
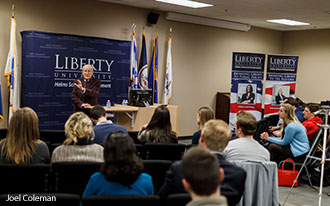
[
  {"x1": 165, "y1": 12, "x2": 250, "y2": 32},
  {"x1": 155, "y1": 0, "x2": 213, "y2": 8},
  {"x1": 266, "y1": 19, "x2": 310, "y2": 26}
]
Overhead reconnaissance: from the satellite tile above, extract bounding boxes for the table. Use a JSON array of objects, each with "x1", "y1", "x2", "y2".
[{"x1": 104, "y1": 104, "x2": 179, "y2": 133}]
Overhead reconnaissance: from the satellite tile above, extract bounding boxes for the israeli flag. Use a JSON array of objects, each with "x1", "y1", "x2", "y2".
[{"x1": 130, "y1": 34, "x2": 138, "y2": 89}]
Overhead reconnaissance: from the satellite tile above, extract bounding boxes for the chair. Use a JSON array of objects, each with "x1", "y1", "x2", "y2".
[
  {"x1": 0, "y1": 164, "x2": 50, "y2": 194},
  {"x1": 51, "y1": 162, "x2": 102, "y2": 195},
  {"x1": 165, "y1": 192, "x2": 237, "y2": 206},
  {"x1": 39, "y1": 130, "x2": 66, "y2": 145},
  {"x1": 178, "y1": 136, "x2": 192, "y2": 141},
  {"x1": 143, "y1": 143, "x2": 186, "y2": 161},
  {"x1": 135, "y1": 144, "x2": 144, "y2": 159},
  {"x1": 0, "y1": 128, "x2": 7, "y2": 140},
  {"x1": 0, "y1": 193, "x2": 80, "y2": 206},
  {"x1": 267, "y1": 114, "x2": 280, "y2": 126},
  {"x1": 253, "y1": 118, "x2": 271, "y2": 142},
  {"x1": 221, "y1": 190, "x2": 240, "y2": 206},
  {"x1": 185, "y1": 144, "x2": 197, "y2": 150},
  {"x1": 81, "y1": 195, "x2": 160, "y2": 206},
  {"x1": 165, "y1": 193, "x2": 191, "y2": 206},
  {"x1": 142, "y1": 160, "x2": 172, "y2": 194},
  {"x1": 128, "y1": 131, "x2": 140, "y2": 144},
  {"x1": 253, "y1": 114, "x2": 279, "y2": 143},
  {"x1": 48, "y1": 143, "x2": 62, "y2": 156},
  {"x1": 231, "y1": 161, "x2": 279, "y2": 206}
]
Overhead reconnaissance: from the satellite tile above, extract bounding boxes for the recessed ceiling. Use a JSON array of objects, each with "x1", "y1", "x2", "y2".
[{"x1": 98, "y1": 0, "x2": 330, "y2": 31}]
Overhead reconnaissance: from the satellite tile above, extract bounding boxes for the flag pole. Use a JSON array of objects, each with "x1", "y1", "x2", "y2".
[
  {"x1": 11, "y1": 4, "x2": 15, "y2": 18},
  {"x1": 131, "y1": 23, "x2": 136, "y2": 35}
]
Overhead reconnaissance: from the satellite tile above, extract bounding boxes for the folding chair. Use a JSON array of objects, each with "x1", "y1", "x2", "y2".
[
  {"x1": 142, "y1": 160, "x2": 172, "y2": 194},
  {"x1": 0, "y1": 164, "x2": 50, "y2": 194},
  {"x1": 51, "y1": 162, "x2": 102, "y2": 195},
  {"x1": 143, "y1": 143, "x2": 186, "y2": 161}
]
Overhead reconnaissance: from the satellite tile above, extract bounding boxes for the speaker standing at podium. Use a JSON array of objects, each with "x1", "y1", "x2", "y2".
[{"x1": 72, "y1": 64, "x2": 101, "y2": 113}]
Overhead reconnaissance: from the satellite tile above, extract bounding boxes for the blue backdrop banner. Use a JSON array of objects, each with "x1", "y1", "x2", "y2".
[{"x1": 21, "y1": 31, "x2": 130, "y2": 130}]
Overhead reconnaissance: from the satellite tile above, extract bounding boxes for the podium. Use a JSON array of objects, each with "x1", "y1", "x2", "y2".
[
  {"x1": 104, "y1": 104, "x2": 179, "y2": 133},
  {"x1": 215, "y1": 92, "x2": 230, "y2": 123}
]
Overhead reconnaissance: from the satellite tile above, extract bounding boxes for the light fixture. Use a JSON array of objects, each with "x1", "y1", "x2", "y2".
[
  {"x1": 266, "y1": 19, "x2": 310, "y2": 26},
  {"x1": 155, "y1": 0, "x2": 213, "y2": 8},
  {"x1": 165, "y1": 12, "x2": 251, "y2": 32}
]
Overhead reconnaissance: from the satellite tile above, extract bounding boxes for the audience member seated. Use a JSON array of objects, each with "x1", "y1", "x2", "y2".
[
  {"x1": 0, "y1": 107, "x2": 50, "y2": 164},
  {"x1": 261, "y1": 104, "x2": 310, "y2": 163},
  {"x1": 89, "y1": 105, "x2": 128, "y2": 145},
  {"x1": 302, "y1": 103, "x2": 321, "y2": 141},
  {"x1": 51, "y1": 112, "x2": 103, "y2": 163},
  {"x1": 223, "y1": 111, "x2": 270, "y2": 162},
  {"x1": 284, "y1": 97, "x2": 305, "y2": 123},
  {"x1": 159, "y1": 120, "x2": 246, "y2": 206},
  {"x1": 182, "y1": 147, "x2": 228, "y2": 206},
  {"x1": 82, "y1": 131, "x2": 153, "y2": 196},
  {"x1": 137, "y1": 105, "x2": 177, "y2": 143},
  {"x1": 295, "y1": 97, "x2": 306, "y2": 108},
  {"x1": 269, "y1": 97, "x2": 306, "y2": 134},
  {"x1": 191, "y1": 106, "x2": 214, "y2": 145}
]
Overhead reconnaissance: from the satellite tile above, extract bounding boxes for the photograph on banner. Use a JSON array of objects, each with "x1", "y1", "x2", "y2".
[
  {"x1": 238, "y1": 83, "x2": 256, "y2": 104},
  {"x1": 229, "y1": 52, "x2": 265, "y2": 131},
  {"x1": 272, "y1": 85, "x2": 290, "y2": 105},
  {"x1": 232, "y1": 81, "x2": 263, "y2": 108},
  {"x1": 229, "y1": 80, "x2": 263, "y2": 129},
  {"x1": 264, "y1": 54, "x2": 298, "y2": 116},
  {"x1": 21, "y1": 31, "x2": 130, "y2": 130}
]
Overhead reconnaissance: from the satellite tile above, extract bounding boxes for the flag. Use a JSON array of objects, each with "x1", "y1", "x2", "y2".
[
  {"x1": 130, "y1": 33, "x2": 138, "y2": 89},
  {"x1": 4, "y1": 17, "x2": 20, "y2": 120},
  {"x1": 162, "y1": 36, "x2": 173, "y2": 104},
  {"x1": 148, "y1": 35, "x2": 159, "y2": 103},
  {"x1": 138, "y1": 32, "x2": 148, "y2": 89}
]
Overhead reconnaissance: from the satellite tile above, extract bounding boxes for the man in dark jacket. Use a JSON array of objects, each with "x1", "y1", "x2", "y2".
[
  {"x1": 72, "y1": 64, "x2": 101, "y2": 113},
  {"x1": 158, "y1": 120, "x2": 246, "y2": 205},
  {"x1": 89, "y1": 105, "x2": 128, "y2": 145},
  {"x1": 284, "y1": 97, "x2": 305, "y2": 122}
]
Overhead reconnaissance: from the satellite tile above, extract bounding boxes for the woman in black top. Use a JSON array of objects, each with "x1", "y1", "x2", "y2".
[
  {"x1": 137, "y1": 105, "x2": 177, "y2": 143},
  {"x1": 275, "y1": 88, "x2": 285, "y2": 105},
  {"x1": 240, "y1": 84, "x2": 255, "y2": 104}
]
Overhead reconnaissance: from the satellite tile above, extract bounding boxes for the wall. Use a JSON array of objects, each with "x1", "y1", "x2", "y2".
[
  {"x1": 0, "y1": 0, "x2": 284, "y2": 136},
  {"x1": 283, "y1": 30, "x2": 330, "y2": 103}
]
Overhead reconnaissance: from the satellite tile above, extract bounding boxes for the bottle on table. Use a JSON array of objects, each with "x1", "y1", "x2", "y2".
[{"x1": 106, "y1": 100, "x2": 111, "y2": 107}]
